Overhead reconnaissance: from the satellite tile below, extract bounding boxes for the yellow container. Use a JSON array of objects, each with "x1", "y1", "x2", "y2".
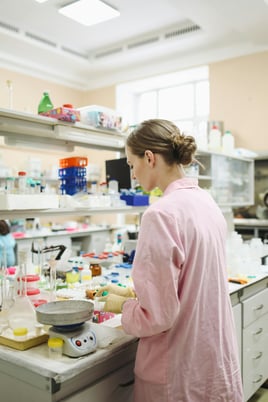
[{"x1": 48, "y1": 337, "x2": 63, "y2": 359}]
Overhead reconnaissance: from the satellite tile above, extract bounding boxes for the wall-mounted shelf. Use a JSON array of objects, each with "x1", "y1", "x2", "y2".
[
  {"x1": 0, "y1": 108, "x2": 126, "y2": 152},
  {"x1": 0, "y1": 206, "x2": 147, "y2": 219}
]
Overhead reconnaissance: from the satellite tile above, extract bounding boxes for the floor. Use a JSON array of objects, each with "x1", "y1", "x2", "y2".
[{"x1": 247, "y1": 386, "x2": 268, "y2": 402}]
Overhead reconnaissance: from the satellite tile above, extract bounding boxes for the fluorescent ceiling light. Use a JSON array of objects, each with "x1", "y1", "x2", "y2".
[
  {"x1": 58, "y1": 0, "x2": 120, "y2": 26},
  {"x1": 35, "y1": 0, "x2": 49, "y2": 3}
]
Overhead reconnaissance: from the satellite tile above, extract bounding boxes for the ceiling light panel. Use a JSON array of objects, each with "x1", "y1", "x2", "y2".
[{"x1": 58, "y1": 0, "x2": 120, "y2": 27}]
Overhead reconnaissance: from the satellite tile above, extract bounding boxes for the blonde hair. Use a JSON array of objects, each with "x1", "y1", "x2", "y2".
[{"x1": 126, "y1": 119, "x2": 197, "y2": 166}]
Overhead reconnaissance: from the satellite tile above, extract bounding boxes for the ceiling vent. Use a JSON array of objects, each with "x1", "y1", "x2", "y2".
[
  {"x1": 93, "y1": 19, "x2": 201, "y2": 60},
  {"x1": 61, "y1": 46, "x2": 89, "y2": 60},
  {"x1": 25, "y1": 31, "x2": 57, "y2": 48},
  {"x1": 95, "y1": 46, "x2": 123, "y2": 59},
  {"x1": 0, "y1": 20, "x2": 19, "y2": 33},
  {"x1": 165, "y1": 23, "x2": 201, "y2": 40},
  {"x1": 127, "y1": 36, "x2": 159, "y2": 50}
]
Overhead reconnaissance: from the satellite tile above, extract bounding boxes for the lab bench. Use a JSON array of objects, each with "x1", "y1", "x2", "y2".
[
  {"x1": 0, "y1": 331, "x2": 137, "y2": 402},
  {"x1": 0, "y1": 274, "x2": 267, "y2": 401}
]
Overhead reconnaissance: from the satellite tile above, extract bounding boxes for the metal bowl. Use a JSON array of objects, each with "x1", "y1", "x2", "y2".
[{"x1": 35, "y1": 300, "x2": 94, "y2": 326}]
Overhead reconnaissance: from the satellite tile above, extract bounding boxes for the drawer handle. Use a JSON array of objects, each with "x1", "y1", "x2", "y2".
[
  {"x1": 119, "y1": 379, "x2": 135, "y2": 388},
  {"x1": 252, "y1": 352, "x2": 263, "y2": 360},
  {"x1": 252, "y1": 374, "x2": 263, "y2": 384},
  {"x1": 253, "y1": 328, "x2": 263, "y2": 336},
  {"x1": 253, "y1": 304, "x2": 264, "y2": 311}
]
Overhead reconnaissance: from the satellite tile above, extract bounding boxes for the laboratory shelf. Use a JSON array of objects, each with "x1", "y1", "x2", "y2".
[
  {"x1": 0, "y1": 108, "x2": 126, "y2": 152},
  {"x1": 0, "y1": 206, "x2": 147, "y2": 219}
]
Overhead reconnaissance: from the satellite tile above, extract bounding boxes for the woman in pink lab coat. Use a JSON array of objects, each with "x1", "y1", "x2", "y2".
[{"x1": 99, "y1": 119, "x2": 243, "y2": 402}]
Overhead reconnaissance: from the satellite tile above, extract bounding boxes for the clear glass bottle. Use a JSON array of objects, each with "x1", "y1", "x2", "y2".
[{"x1": 38, "y1": 91, "x2": 53, "y2": 114}]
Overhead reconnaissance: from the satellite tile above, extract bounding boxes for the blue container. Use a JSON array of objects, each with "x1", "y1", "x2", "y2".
[{"x1": 120, "y1": 194, "x2": 149, "y2": 206}]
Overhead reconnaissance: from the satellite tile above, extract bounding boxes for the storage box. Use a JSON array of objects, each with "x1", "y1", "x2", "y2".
[
  {"x1": 0, "y1": 194, "x2": 59, "y2": 210},
  {"x1": 78, "y1": 105, "x2": 122, "y2": 131},
  {"x1": 40, "y1": 106, "x2": 80, "y2": 123},
  {"x1": 120, "y1": 194, "x2": 149, "y2": 206}
]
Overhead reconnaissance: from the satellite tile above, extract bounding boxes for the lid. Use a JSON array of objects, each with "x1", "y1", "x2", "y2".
[
  {"x1": 18, "y1": 288, "x2": 40, "y2": 296},
  {"x1": 35, "y1": 300, "x2": 94, "y2": 326},
  {"x1": 33, "y1": 299, "x2": 48, "y2": 308},
  {"x1": 18, "y1": 274, "x2": 40, "y2": 282},
  {"x1": 63, "y1": 104, "x2": 73, "y2": 108},
  {"x1": 18, "y1": 171, "x2": 27, "y2": 176},
  {"x1": 48, "y1": 337, "x2": 63, "y2": 348},
  {"x1": 13, "y1": 327, "x2": 28, "y2": 336}
]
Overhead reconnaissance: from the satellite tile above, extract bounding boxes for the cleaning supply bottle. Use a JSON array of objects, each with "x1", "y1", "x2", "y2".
[
  {"x1": 222, "y1": 130, "x2": 235, "y2": 154},
  {"x1": 38, "y1": 91, "x2": 53, "y2": 114},
  {"x1": 208, "y1": 125, "x2": 221, "y2": 152}
]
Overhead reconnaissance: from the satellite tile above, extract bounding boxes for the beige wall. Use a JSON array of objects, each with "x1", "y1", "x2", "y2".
[{"x1": 209, "y1": 51, "x2": 268, "y2": 152}]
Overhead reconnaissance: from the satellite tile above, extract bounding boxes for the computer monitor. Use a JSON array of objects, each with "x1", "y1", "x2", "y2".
[{"x1": 105, "y1": 157, "x2": 131, "y2": 191}]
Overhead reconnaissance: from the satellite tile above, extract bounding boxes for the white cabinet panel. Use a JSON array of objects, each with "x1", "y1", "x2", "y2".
[{"x1": 62, "y1": 362, "x2": 134, "y2": 402}]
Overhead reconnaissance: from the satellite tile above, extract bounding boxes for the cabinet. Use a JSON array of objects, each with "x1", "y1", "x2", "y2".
[
  {"x1": 196, "y1": 151, "x2": 254, "y2": 207},
  {"x1": 230, "y1": 276, "x2": 268, "y2": 401},
  {"x1": 242, "y1": 287, "x2": 268, "y2": 400}
]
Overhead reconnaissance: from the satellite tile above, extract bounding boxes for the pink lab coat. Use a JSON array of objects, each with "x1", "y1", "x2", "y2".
[{"x1": 122, "y1": 178, "x2": 243, "y2": 402}]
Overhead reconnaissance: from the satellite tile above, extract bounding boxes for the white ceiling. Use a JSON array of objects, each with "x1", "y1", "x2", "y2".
[{"x1": 1, "y1": 0, "x2": 268, "y2": 90}]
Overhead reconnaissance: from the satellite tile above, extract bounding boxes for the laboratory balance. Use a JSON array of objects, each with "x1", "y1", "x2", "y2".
[{"x1": 36, "y1": 300, "x2": 97, "y2": 357}]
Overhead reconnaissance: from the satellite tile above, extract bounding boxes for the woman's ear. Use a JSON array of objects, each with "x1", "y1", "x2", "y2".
[{"x1": 145, "y1": 150, "x2": 154, "y2": 164}]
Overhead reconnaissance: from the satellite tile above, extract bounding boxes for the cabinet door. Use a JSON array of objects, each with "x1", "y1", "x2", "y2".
[{"x1": 62, "y1": 361, "x2": 134, "y2": 402}]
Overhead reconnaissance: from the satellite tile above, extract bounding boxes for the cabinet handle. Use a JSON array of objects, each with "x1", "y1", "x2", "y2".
[
  {"x1": 253, "y1": 304, "x2": 264, "y2": 311},
  {"x1": 119, "y1": 379, "x2": 135, "y2": 388},
  {"x1": 252, "y1": 352, "x2": 263, "y2": 360},
  {"x1": 252, "y1": 328, "x2": 263, "y2": 335},
  {"x1": 252, "y1": 374, "x2": 263, "y2": 384}
]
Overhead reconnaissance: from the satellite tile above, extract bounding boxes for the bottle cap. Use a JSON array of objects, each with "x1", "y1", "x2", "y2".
[
  {"x1": 48, "y1": 337, "x2": 63, "y2": 348},
  {"x1": 13, "y1": 327, "x2": 28, "y2": 337}
]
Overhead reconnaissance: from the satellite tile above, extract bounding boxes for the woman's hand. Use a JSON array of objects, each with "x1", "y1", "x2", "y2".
[{"x1": 95, "y1": 284, "x2": 136, "y2": 298}]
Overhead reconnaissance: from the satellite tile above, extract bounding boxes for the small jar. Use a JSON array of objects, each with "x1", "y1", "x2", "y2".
[
  {"x1": 48, "y1": 337, "x2": 63, "y2": 359},
  {"x1": 13, "y1": 327, "x2": 28, "y2": 341}
]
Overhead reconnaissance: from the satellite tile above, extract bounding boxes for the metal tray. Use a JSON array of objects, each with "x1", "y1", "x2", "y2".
[{"x1": 36, "y1": 300, "x2": 94, "y2": 326}]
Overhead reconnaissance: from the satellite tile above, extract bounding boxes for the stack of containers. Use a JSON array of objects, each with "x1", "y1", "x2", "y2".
[{"x1": 59, "y1": 157, "x2": 88, "y2": 195}]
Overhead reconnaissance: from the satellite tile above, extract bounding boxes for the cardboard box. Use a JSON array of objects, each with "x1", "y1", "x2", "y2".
[{"x1": 40, "y1": 106, "x2": 80, "y2": 123}]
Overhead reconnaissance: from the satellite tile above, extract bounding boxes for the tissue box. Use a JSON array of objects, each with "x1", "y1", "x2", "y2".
[
  {"x1": 120, "y1": 194, "x2": 149, "y2": 206},
  {"x1": 78, "y1": 105, "x2": 122, "y2": 131},
  {"x1": 0, "y1": 194, "x2": 59, "y2": 210},
  {"x1": 40, "y1": 106, "x2": 80, "y2": 123}
]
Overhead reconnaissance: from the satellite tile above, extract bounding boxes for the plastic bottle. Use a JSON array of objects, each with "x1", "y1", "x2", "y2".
[
  {"x1": 222, "y1": 130, "x2": 235, "y2": 154},
  {"x1": 38, "y1": 91, "x2": 53, "y2": 114},
  {"x1": 17, "y1": 171, "x2": 27, "y2": 194},
  {"x1": 208, "y1": 125, "x2": 221, "y2": 152}
]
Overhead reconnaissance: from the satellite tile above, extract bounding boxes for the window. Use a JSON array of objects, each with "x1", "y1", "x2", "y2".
[{"x1": 116, "y1": 65, "x2": 209, "y2": 139}]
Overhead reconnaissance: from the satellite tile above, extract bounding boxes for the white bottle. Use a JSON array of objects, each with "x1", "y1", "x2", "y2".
[
  {"x1": 222, "y1": 130, "x2": 235, "y2": 154},
  {"x1": 208, "y1": 125, "x2": 221, "y2": 152}
]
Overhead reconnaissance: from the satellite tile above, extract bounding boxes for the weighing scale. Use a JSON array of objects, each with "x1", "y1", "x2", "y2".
[{"x1": 36, "y1": 300, "x2": 98, "y2": 357}]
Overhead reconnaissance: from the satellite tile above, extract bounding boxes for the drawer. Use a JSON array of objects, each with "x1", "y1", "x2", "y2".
[
  {"x1": 242, "y1": 288, "x2": 268, "y2": 328},
  {"x1": 242, "y1": 313, "x2": 268, "y2": 401}
]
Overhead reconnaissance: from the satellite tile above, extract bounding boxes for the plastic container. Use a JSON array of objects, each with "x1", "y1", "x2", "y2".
[
  {"x1": 18, "y1": 171, "x2": 27, "y2": 194},
  {"x1": 48, "y1": 337, "x2": 63, "y2": 359},
  {"x1": 208, "y1": 125, "x2": 221, "y2": 152},
  {"x1": 13, "y1": 327, "x2": 28, "y2": 341},
  {"x1": 38, "y1": 91, "x2": 53, "y2": 114},
  {"x1": 222, "y1": 130, "x2": 235, "y2": 154},
  {"x1": 59, "y1": 157, "x2": 88, "y2": 168}
]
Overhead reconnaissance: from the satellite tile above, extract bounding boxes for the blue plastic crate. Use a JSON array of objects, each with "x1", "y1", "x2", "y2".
[{"x1": 120, "y1": 194, "x2": 149, "y2": 206}]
